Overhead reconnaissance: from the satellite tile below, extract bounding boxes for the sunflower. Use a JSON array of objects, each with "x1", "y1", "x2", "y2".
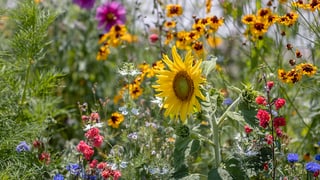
[{"x1": 153, "y1": 46, "x2": 206, "y2": 122}]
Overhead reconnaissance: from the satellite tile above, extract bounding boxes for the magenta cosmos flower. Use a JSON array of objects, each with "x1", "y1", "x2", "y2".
[
  {"x1": 73, "y1": 0, "x2": 95, "y2": 9},
  {"x1": 96, "y1": 1, "x2": 126, "y2": 32}
]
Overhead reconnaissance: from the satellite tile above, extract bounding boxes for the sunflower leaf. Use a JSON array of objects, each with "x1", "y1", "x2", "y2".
[{"x1": 202, "y1": 55, "x2": 217, "y2": 77}]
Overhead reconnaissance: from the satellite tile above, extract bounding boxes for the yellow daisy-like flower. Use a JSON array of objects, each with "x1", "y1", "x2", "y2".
[
  {"x1": 166, "y1": 4, "x2": 183, "y2": 17},
  {"x1": 153, "y1": 46, "x2": 206, "y2": 122},
  {"x1": 129, "y1": 83, "x2": 143, "y2": 99},
  {"x1": 296, "y1": 63, "x2": 317, "y2": 76},
  {"x1": 108, "y1": 112, "x2": 124, "y2": 128}
]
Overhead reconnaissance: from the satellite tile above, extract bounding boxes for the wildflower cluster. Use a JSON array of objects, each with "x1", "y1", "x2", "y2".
[
  {"x1": 242, "y1": 8, "x2": 298, "y2": 40},
  {"x1": 278, "y1": 62, "x2": 317, "y2": 83},
  {"x1": 292, "y1": 0, "x2": 320, "y2": 11},
  {"x1": 114, "y1": 61, "x2": 164, "y2": 104}
]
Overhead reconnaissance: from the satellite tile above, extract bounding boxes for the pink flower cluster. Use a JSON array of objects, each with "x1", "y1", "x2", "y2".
[
  {"x1": 85, "y1": 127, "x2": 104, "y2": 148},
  {"x1": 256, "y1": 109, "x2": 271, "y2": 128},
  {"x1": 82, "y1": 112, "x2": 100, "y2": 122},
  {"x1": 77, "y1": 141, "x2": 94, "y2": 160},
  {"x1": 95, "y1": 161, "x2": 122, "y2": 180}
]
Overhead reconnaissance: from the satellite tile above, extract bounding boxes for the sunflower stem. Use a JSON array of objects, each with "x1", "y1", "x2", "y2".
[
  {"x1": 217, "y1": 96, "x2": 241, "y2": 127},
  {"x1": 211, "y1": 114, "x2": 221, "y2": 168}
]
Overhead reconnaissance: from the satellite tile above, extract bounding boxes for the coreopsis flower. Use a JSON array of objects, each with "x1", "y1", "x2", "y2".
[
  {"x1": 164, "y1": 21, "x2": 176, "y2": 29},
  {"x1": 16, "y1": 141, "x2": 31, "y2": 153},
  {"x1": 166, "y1": 4, "x2": 183, "y2": 17},
  {"x1": 242, "y1": 14, "x2": 256, "y2": 25},
  {"x1": 73, "y1": 0, "x2": 95, "y2": 9},
  {"x1": 274, "y1": 98, "x2": 286, "y2": 110},
  {"x1": 129, "y1": 83, "x2": 143, "y2": 99},
  {"x1": 192, "y1": 41, "x2": 204, "y2": 56},
  {"x1": 287, "y1": 153, "x2": 299, "y2": 163},
  {"x1": 206, "y1": 0, "x2": 212, "y2": 13},
  {"x1": 96, "y1": 43, "x2": 110, "y2": 61},
  {"x1": 206, "y1": 15, "x2": 224, "y2": 32},
  {"x1": 108, "y1": 112, "x2": 124, "y2": 128},
  {"x1": 296, "y1": 63, "x2": 317, "y2": 76},
  {"x1": 152, "y1": 46, "x2": 206, "y2": 122},
  {"x1": 96, "y1": 1, "x2": 126, "y2": 32},
  {"x1": 286, "y1": 68, "x2": 303, "y2": 83},
  {"x1": 256, "y1": 109, "x2": 270, "y2": 128},
  {"x1": 277, "y1": 12, "x2": 299, "y2": 26}
]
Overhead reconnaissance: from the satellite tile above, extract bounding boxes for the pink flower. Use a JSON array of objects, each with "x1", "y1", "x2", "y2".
[
  {"x1": 256, "y1": 109, "x2": 270, "y2": 128},
  {"x1": 265, "y1": 134, "x2": 273, "y2": 145},
  {"x1": 77, "y1": 141, "x2": 94, "y2": 160},
  {"x1": 244, "y1": 125, "x2": 253, "y2": 134},
  {"x1": 101, "y1": 169, "x2": 112, "y2": 178},
  {"x1": 149, "y1": 34, "x2": 159, "y2": 43},
  {"x1": 255, "y1": 96, "x2": 267, "y2": 105},
  {"x1": 96, "y1": 1, "x2": 126, "y2": 32},
  {"x1": 267, "y1": 81, "x2": 274, "y2": 90},
  {"x1": 82, "y1": 115, "x2": 89, "y2": 121},
  {"x1": 97, "y1": 162, "x2": 107, "y2": 169},
  {"x1": 274, "y1": 98, "x2": 286, "y2": 110},
  {"x1": 92, "y1": 135, "x2": 104, "y2": 147},
  {"x1": 73, "y1": 0, "x2": 95, "y2": 9},
  {"x1": 90, "y1": 159, "x2": 98, "y2": 168},
  {"x1": 90, "y1": 112, "x2": 100, "y2": 121},
  {"x1": 276, "y1": 128, "x2": 283, "y2": 137},
  {"x1": 85, "y1": 128, "x2": 100, "y2": 139},
  {"x1": 113, "y1": 170, "x2": 122, "y2": 180}
]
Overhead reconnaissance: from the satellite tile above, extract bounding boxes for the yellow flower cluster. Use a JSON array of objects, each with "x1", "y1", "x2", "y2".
[
  {"x1": 113, "y1": 61, "x2": 165, "y2": 104},
  {"x1": 278, "y1": 63, "x2": 317, "y2": 83},
  {"x1": 292, "y1": 0, "x2": 320, "y2": 11},
  {"x1": 164, "y1": 15, "x2": 224, "y2": 56},
  {"x1": 242, "y1": 8, "x2": 298, "y2": 40},
  {"x1": 96, "y1": 25, "x2": 137, "y2": 61}
]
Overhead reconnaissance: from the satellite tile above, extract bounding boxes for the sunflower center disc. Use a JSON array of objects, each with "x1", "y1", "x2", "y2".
[{"x1": 173, "y1": 71, "x2": 194, "y2": 101}]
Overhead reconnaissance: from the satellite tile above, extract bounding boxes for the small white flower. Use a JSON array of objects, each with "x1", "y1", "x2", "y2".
[{"x1": 131, "y1": 108, "x2": 139, "y2": 115}]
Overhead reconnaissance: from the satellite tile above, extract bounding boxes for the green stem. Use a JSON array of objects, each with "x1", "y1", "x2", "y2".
[
  {"x1": 212, "y1": 114, "x2": 221, "y2": 168},
  {"x1": 217, "y1": 96, "x2": 241, "y2": 127},
  {"x1": 21, "y1": 59, "x2": 32, "y2": 104}
]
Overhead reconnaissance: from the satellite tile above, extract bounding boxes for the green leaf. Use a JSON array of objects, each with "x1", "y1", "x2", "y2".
[
  {"x1": 202, "y1": 55, "x2": 217, "y2": 77},
  {"x1": 226, "y1": 111, "x2": 245, "y2": 122},
  {"x1": 208, "y1": 168, "x2": 232, "y2": 180},
  {"x1": 173, "y1": 137, "x2": 192, "y2": 179},
  {"x1": 225, "y1": 157, "x2": 249, "y2": 180}
]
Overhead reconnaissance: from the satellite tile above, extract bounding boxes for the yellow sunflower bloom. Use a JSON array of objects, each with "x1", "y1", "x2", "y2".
[{"x1": 153, "y1": 46, "x2": 206, "y2": 122}]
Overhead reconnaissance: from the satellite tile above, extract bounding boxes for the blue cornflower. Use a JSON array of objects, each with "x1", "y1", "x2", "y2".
[
  {"x1": 53, "y1": 174, "x2": 64, "y2": 180},
  {"x1": 306, "y1": 162, "x2": 320, "y2": 173},
  {"x1": 66, "y1": 163, "x2": 81, "y2": 175},
  {"x1": 315, "y1": 154, "x2": 320, "y2": 161},
  {"x1": 287, "y1": 153, "x2": 299, "y2": 163},
  {"x1": 16, "y1": 141, "x2": 31, "y2": 153},
  {"x1": 82, "y1": 174, "x2": 96, "y2": 180},
  {"x1": 223, "y1": 98, "x2": 233, "y2": 106}
]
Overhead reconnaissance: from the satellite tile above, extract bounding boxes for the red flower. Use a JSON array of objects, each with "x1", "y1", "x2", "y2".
[
  {"x1": 256, "y1": 109, "x2": 270, "y2": 128},
  {"x1": 265, "y1": 134, "x2": 273, "y2": 145},
  {"x1": 90, "y1": 159, "x2": 98, "y2": 168},
  {"x1": 274, "y1": 98, "x2": 286, "y2": 110},
  {"x1": 39, "y1": 152, "x2": 50, "y2": 164},
  {"x1": 90, "y1": 112, "x2": 100, "y2": 121},
  {"x1": 255, "y1": 96, "x2": 267, "y2": 105},
  {"x1": 244, "y1": 125, "x2": 253, "y2": 134},
  {"x1": 101, "y1": 169, "x2": 112, "y2": 178},
  {"x1": 77, "y1": 141, "x2": 94, "y2": 160},
  {"x1": 92, "y1": 135, "x2": 104, "y2": 147},
  {"x1": 273, "y1": 116, "x2": 286, "y2": 128},
  {"x1": 113, "y1": 170, "x2": 122, "y2": 180},
  {"x1": 276, "y1": 128, "x2": 283, "y2": 137},
  {"x1": 85, "y1": 128, "x2": 100, "y2": 139},
  {"x1": 149, "y1": 34, "x2": 159, "y2": 43},
  {"x1": 267, "y1": 81, "x2": 274, "y2": 90},
  {"x1": 97, "y1": 162, "x2": 107, "y2": 169}
]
